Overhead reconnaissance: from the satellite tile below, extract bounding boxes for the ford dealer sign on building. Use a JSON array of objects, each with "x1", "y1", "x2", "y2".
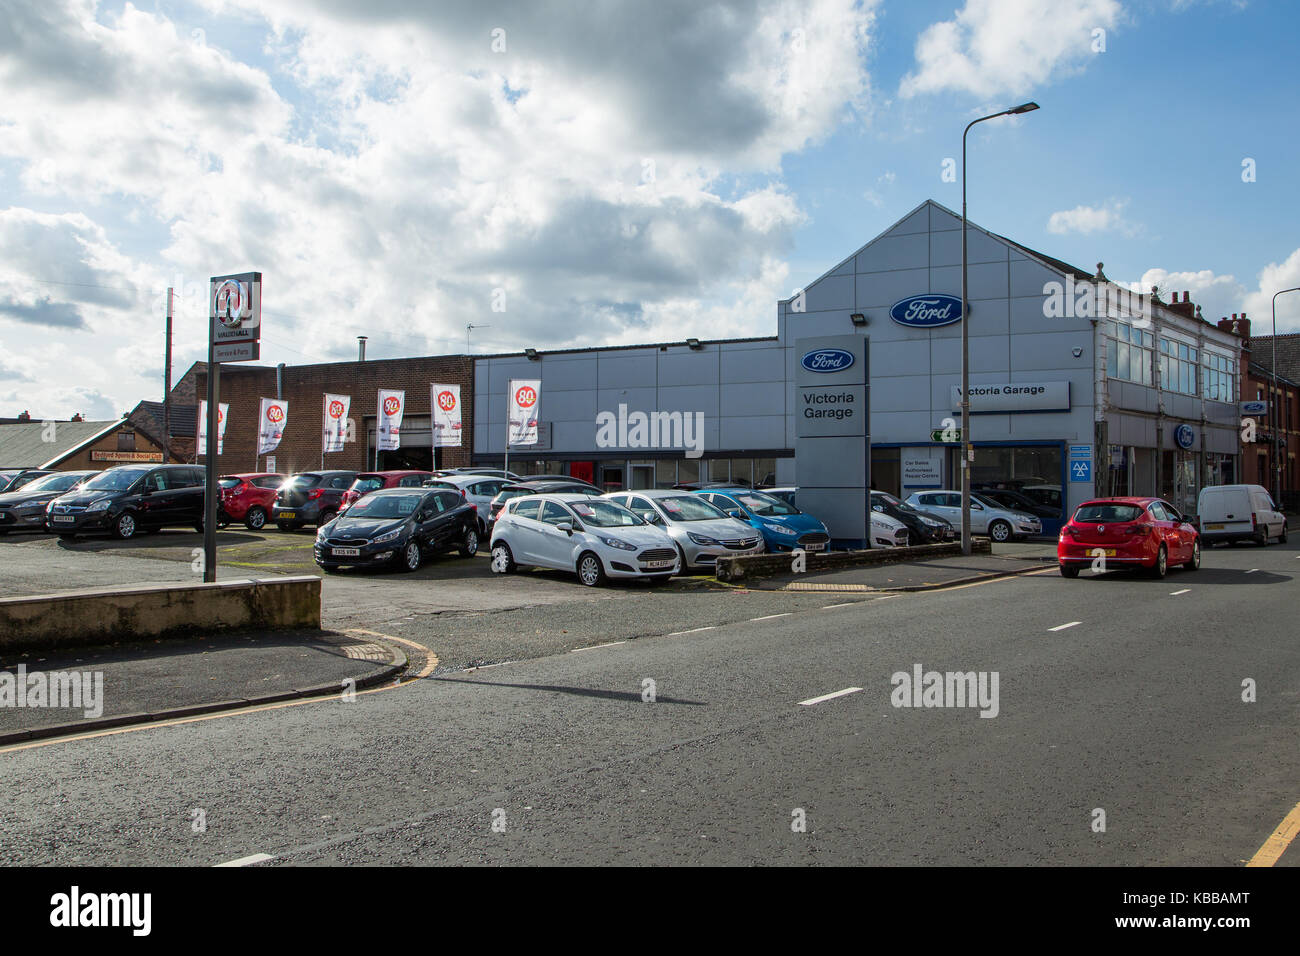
[
  {"x1": 890, "y1": 294, "x2": 963, "y2": 329},
  {"x1": 800, "y1": 347, "x2": 856, "y2": 374}
]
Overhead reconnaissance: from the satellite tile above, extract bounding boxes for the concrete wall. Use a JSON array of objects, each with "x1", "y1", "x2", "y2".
[{"x1": 0, "y1": 576, "x2": 322, "y2": 653}]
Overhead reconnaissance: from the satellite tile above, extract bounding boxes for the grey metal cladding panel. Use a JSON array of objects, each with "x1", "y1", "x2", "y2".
[
  {"x1": 855, "y1": 233, "x2": 928, "y2": 274},
  {"x1": 802, "y1": 273, "x2": 856, "y2": 312},
  {"x1": 970, "y1": 336, "x2": 1013, "y2": 374},
  {"x1": 856, "y1": 267, "x2": 931, "y2": 309},
  {"x1": 1009, "y1": 258, "x2": 1060, "y2": 298},
  {"x1": 1010, "y1": 295, "x2": 1089, "y2": 334},
  {"x1": 890, "y1": 206, "x2": 931, "y2": 236},
  {"x1": 966, "y1": 297, "x2": 1010, "y2": 335},
  {"x1": 871, "y1": 338, "x2": 931, "y2": 374},
  {"x1": 929, "y1": 203, "x2": 961, "y2": 232},
  {"x1": 1204, "y1": 425, "x2": 1238, "y2": 454},
  {"x1": 930, "y1": 228, "x2": 1009, "y2": 267},
  {"x1": 796, "y1": 436, "x2": 867, "y2": 486},
  {"x1": 870, "y1": 410, "x2": 933, "y2": 440},
  {"x1": 1009, "y1": 331, "x2": 1092, "y2": 372},
  {"x1": 1205, "y1": 400, "x2": 1238, "y2": 426},
  {"x1": 796, "y1": 487, "x2": 866, "y2": 539},
  {"x1": 551, "y1": 419, "x2": 598, "y2": 452},
  {"x1": 541, "y1": 358, "x2": 598, "y2": 390},
  {"x1": 490, "y1": 360, "x2": 536, "y2": 392},
  {"x1": 720, "y1": 344, "x2": 784, "y2": 384},
  {"x1": 543, "y1": 389, "x2": 598, "y2": 422},
  {"x1": 596, "y1": 387, "x2": 658, "y2": 413},
  {"x1": 596, "y1": 353, "x2": 657, "y2": 387},
  {"x1": 718, "y1": 415, "x2": 785, "y2": 449},
  {"x1": 720, "y1": 381, "x2": 785, "y2": 417},
  {"x1": 657, "y1": 349, "x2": 719, "y2": 386},
  {"x1": 656, "y1": 384, "x2": 721, "y2": 412},
  {"x1": 871, "y1": 375, "x2": 932, "y2": 413}
]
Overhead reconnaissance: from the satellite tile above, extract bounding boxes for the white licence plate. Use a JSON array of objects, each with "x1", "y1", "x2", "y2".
[
  {"x1": 803, "y1": 542, "x2": 826, "y2": 551},
  {"x1": 332, "y1": 547, "x2": 360, "y2": 557},
  {"x1": 643, "y1": 559, "x2": 674, "y2": 569},
  {"x1": 52, "y1": 515, "x2": 75, "y2": 523}
]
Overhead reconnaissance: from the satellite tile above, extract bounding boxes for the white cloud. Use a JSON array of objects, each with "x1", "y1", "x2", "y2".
[
  {"x1": 1131, "y1": 248, "x2": 1300, "y2": 334},
  {"x1": 901, "y1": 0, "x2": 1121, "y2": 99},
  {"x1": 1047, "y1": 199, "x2": 1140, "y2": 237}
]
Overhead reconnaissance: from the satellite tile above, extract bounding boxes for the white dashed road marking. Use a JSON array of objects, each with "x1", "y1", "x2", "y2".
[
  {"x1": 1170, "y1": 589, "x2": 1190, "y2": 596},
  {"x1": 571, "y1": 641, "x2": 626, "y2": 652},
  {"x1": 1049, "y1": 621, "x2": 1081, "y2": 632},
  {"x1": 667, "y1": 625, "x2": 716, "y2": 636},
  {"x1": 750, "y1": 613, "x2": 793, "y2": 622},
  {"x1": 822, "y1": 602, "x2": 857, "y2": 609},
  {"x1": 798, "y1": 687, "x2": 864, "y2": 707},
  {"x1": 215, "y1": 853, "x2": 274, "y2": 867}
]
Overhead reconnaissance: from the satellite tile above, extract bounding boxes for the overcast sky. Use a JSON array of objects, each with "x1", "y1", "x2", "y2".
[{"x1": 1, "y1": 0, "x2": 1296, "y2": 419}]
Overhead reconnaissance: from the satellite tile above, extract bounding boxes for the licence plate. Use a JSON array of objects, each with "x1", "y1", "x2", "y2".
[
  {"x1": 643, "y1": 559, "x2": 674, "y2": 569},
  {"x1": 331, "y1": 547, "x2": 360, "y2": 557},
  {"x1": 52, "y1": 515, "x2": 75, "y2": 524},
  {"x1": 1206, "y1": 523, "x2": 1224, "y2": 530},
  {"x1": 279, "y1": 511, "x2": 296, "y2": 519},
  {"x1": 1095, "y1": 548, "x2": 1117, "y2": 557},
  {"x1": 803, "y1": 542, "x2": 826, "y2": 552}
]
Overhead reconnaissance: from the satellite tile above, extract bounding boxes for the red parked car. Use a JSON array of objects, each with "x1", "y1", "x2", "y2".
[
  {"x1": 218, "y1": 473, "x2": 287, "y2": 530},
  {"x1": 1058, "y1": 497, "x2": 1200, "y2": 579},
  {"x1": 339, "y1": 471, "x2": 436, "y2": 510}
]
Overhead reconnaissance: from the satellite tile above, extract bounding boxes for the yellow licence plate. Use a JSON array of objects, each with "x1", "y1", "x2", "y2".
[
  {"x1": 1091, "y1": 548, "x2": 1117, "y2": 557},
  {"x1": 1206, "y1": 523, "x2": 1224, "y2": 530}
]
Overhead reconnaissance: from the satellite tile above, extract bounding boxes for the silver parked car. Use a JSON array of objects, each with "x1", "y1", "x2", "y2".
[
  {"x1": 603, "y1": 489, "x2": 763, "y2": 571},
  {"x1": 904, "y1": 490, "x2": 1041, "y2": 542}
]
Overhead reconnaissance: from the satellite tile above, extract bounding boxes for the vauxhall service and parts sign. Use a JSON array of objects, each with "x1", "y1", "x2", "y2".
[{"x1": 210, "y1": 271, "x2": 262, "y2": 362}]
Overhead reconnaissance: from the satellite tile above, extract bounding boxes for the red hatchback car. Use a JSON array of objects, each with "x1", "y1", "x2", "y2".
[
  {"x1": 1058, "y1": 497, "x2": 1200, "y2": 579},
  {"x1": 339, "y1": 471, "x2": 436, "y2": 509},
  {"x1": 218, "y1": 473, "x2": 287, "y2": 530}
]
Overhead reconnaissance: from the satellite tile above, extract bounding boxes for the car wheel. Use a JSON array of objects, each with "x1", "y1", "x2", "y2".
[
  {"x1": 490, "y1": 542, "x2": 516, "y2": 574},
  {"x1": 245, "y1": 506, "x2": 267, "y2": 531},
  {"x1": 988, "y1": 520, "x2": 1012, "y2": 543},
  {"x1": 675, "y1": 544, "x2": 692, "y2": 576},
  {"x1": 276, "y1": 521, "x2": 293, "y2": 532},
  {"x1": 1184, "y1": 538, "x2": 1201, "y2": 570},
  {"x1": 1280, "y1": 523, "x2": 1288, "y2": 544},
  {"x1": 459, "y1": 527, "x2": 479, "y2": 558},
  {"x1": 576, "y1": 551, "x2": 606, "y2": 587},
  {"x1": 318, "y1": 511, "x2": 337, "y2": 528},
  {"x1": 399, "y1": 540, "x2": 421, "y2": 572},
  {"x1": 1059, "y1": 564, "x2": 1080, "y2": 578},
  {"x1": 113, "y1": 512, "x2": 138, "y2": 540},
  {"x1": 1150, "y1": 544, "x2": 1168, "y2": 579}
]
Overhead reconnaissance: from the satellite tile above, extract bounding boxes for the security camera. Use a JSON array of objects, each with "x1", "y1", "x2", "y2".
[{"x1": 1072, "y1": 347, "x2": 1083, "y2": 358}]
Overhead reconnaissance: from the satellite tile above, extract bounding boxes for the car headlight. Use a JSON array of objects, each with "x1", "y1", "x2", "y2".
[
  {"x1": 599, "y1": 535, "x2": 636, "y2": 551},
  {"x1": 761, "y1": 521, "x2": 789, "y2": 535},
  {"x1": 373, "y1": 528, "x2": 402, "y2": 545},
  {"x1": 86, "y1": 499, "x2": 111, "y2": 512},
  {"x1": 687, "y1": 532, "x2": 721, "y2": 546}
]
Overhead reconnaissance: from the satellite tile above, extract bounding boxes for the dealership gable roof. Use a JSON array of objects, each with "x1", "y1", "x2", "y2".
[{"x1": 0, "y1": 419, "x2": 125, "y2": 468}]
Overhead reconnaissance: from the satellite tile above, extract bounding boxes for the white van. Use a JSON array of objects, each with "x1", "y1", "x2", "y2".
[{"x1": 1197, "y1": 484, "x2": 1287, "y2": 545}]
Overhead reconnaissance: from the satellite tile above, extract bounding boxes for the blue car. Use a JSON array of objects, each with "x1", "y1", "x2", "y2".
[{"x1": 690, "y1": 487, "x2": 831, "y2": 553}]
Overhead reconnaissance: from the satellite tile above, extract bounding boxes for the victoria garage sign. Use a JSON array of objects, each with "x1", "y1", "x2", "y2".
[{"x1": 795, "y1": 335, "x2": 869, "y2": 545}]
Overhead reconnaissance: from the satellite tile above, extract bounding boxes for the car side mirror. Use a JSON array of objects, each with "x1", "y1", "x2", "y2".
[
  {"x1": 727, "y1": 510, "x2": 743, "y2": 519},
  {"x1": 557, "y1": 521, "x2": 573, "y2": 535},
  {"x1": 872, "y1": 505, "x2": 884, "y2": 512}
]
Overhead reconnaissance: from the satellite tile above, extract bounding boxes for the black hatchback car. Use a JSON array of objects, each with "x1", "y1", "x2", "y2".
[
  {"x1": 313, "y1": 487, "x2": 479, "y2": 572},
  {"x1": 46, "y1": 464, "x2": 206, "y2": 539},
  {"x1": 870, "y1": 491, "x2": 954, "y2": 544},
  {"x1": 272, "y1": 470, "x2": 358, "y2": 530}
]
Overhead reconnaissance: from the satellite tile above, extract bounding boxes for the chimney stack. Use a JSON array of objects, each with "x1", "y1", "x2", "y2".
[{"x1": 357, "y1": 336, "x2": 368, "y2": 361}]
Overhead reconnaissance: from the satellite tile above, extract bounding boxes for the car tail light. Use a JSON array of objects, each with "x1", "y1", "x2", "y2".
[
  {"x1": 1061, "y1": 524, "x2": 1077, "y2": 537},
  {"x1": 1251, "y1": 512, "x2": 1258, "y2": 530},
  {"x1": 1133, "y1": 523, "x2": 1152, "y2": 535},
  {"x1": 308, "y1": 488, "x2": 325, "y2": 500}
]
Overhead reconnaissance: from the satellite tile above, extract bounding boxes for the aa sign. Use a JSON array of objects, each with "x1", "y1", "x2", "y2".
[
  {"x1": 432, "y1": 384, "x2": 462, "y2": 448},
  {"x1": 508, "y1": 379, "x2": 540, "y2": 446},
  {"x1": 323, "y1": 393, "x2": 350, "y2": 453},
  {"x1": 258, "y1": 398, "x2": 287, "y2": 455},
  {"x1": 197, "y1": 401, "x2": 229, "y2": 455},
  {"x1": 377, "y1": 389, "x2": 405, "y2": 451}
]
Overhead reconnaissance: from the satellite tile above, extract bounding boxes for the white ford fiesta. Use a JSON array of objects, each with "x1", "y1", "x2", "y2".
[{"x1": 489, "y1": 493, "x2": 681, "y2": 586}]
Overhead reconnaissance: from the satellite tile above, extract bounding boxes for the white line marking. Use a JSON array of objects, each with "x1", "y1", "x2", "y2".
[
  {"x1": 666, "y1": 625, "x2": 716, "y2": 636},
  {"x1": 215, "y1": 853, "x2": 274, "y2": 867},
  {"x1": 1246, "y1": 568, "x2": 1259, "y2": 574},
  {"x1": 1170, "y1": 589, "x2": 1190, "y2": 596},
  {"x1": 571, "y1": 641, "x2": 626, "y2": 652},
  {"x1": 749, "y1": 613, "x2": 793, "y2": 622},
  {"x1": 798, "y1": 687, "x2": 864, "y2": 707},
  {"x1": 822, "y1": 602, "x2": 857, "y2": 609},
  {"x1": 1048, "y1": 621, "x2": 1081, "y2": 632},
  {"x1": 468, "y1": 660, "x2": 518, "y2": 670}
]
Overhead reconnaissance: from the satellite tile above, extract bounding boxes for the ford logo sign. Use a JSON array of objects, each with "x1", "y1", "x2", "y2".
[
  {"x1": 889, "y1": 293, "x2": 963, "y2": 328},
  {"x1": 1175, "y1": 424, "x2": 1195, "y2": 449},
  {"x1": 801, "y1": 348, "x2": 855, "y2": 373}
]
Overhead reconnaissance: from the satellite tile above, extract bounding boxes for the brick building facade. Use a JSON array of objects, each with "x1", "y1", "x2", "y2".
[
  {"x1": 181, "y1": 355, "x2": 474, "y2": 476},
  {"x1": 1231, "y1": 319, "x2": 1300, "y2": 508}
]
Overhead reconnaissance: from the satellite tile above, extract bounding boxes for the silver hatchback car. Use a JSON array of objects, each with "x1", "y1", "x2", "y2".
[{"x1": 603, "y1": 489, "x2": 764, "y2": 571}]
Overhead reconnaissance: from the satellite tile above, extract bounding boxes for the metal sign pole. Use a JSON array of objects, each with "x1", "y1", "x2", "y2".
[{"x1": 203, "y1": 335, "x2": 220, "y2": 583}]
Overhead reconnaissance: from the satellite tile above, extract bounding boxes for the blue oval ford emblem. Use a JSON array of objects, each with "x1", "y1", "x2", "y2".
[
  {"x1": 801, "y1": 348, "x2": 855, "y2": 373},
  {"x1": 889, "y1": 293, "x2": 963, "y2": 328},
  {"x1": 1174, "y1": 424, "x2": 1195, "y2": 449}
]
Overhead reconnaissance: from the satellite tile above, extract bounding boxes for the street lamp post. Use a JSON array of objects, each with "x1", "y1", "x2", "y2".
[
  {"x1": 1270, "y1": 287, "x2": 1300, "y2": 505},
  {"x1": 961, "y1": 101, "x2": 1039, "y2": 555}
]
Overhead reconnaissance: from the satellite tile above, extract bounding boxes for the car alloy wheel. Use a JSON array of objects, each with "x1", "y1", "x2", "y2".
[
  {"x1": 988, "y1": 520, "x2": 1011, "y2": 543},
  {"x1": 1151, "y1": 544, "x2": 1168, "y2": 579},
  {"x1": 114, "y1": 512, "x2": 137, "y2": 540},
  {"x1": 1185, "y1": 539, "x2": 1200, "y2": 570},
  {"x1": 490, "y1": 542, "x2": 515, "y2": 573},
  {"x1": 460, "y1": 528, "x2": 479, "y2": 558},
  {"x1": 401, "y1": 540, "x2": 421, "y2": 572},
  {"x1": 319, "y1": 511, "x2": 337, "y2": 528},
  {"x1": 245, "y1": 507, "x2": 267, "y2": 530},
  {"x1": 577, "y1": 552, "x2": 605, "y2": 587}
]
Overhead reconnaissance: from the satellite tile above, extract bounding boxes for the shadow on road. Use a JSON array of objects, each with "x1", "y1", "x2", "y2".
[{"x1": 432, "y1": 676, "x2": 706, "y2": 705}]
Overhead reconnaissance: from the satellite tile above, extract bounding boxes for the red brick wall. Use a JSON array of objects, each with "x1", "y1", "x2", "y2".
[{"x1": 189, "y1": 356, "x2": 474, "y2": 475}]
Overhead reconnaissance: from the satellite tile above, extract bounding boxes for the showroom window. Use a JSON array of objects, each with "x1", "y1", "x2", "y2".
[
  {"x1": 1104, "y1": 320, "x2": 1155, "y2": 386},
  {"x1": 1159, "y1": 338, "x2": 1198, "y2": 395},
  {"x1": 1201, "y1": 350, "x2": 1236, "y2": 403},
  {"x1": 970, "y1": 445, "x2": 1064, "y2": 516}
]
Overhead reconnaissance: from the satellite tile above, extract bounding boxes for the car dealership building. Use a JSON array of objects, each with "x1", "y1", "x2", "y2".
[{"x1": 172, "y1": 199, "x2": 1245, "y2": 540}]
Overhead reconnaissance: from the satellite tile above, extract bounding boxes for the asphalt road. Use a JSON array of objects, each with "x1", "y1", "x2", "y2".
[{"x1": 2, "y1": 536, "x2": 1295, "y2": 866}]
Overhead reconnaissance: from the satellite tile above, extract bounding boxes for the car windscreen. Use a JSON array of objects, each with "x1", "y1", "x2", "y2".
[
  {"x1": 656, "y1": 495, "x2": 726, "y2": 522},
  {"x1": 19, "y1": 472, "x2": 87, "y2": 493},
  {"x1": 285, "y1": 474, "x2": 322, "y2": 488},
  {"x1": 218, "y1": 477, "x2": 242, "y2": 490},
  {"x1": 736, "y1": 491, "x2": 797, "y2": 517},
  {"x1": 82, "y1": 469, "x2": 148, "y2": 491},
  {"x1": 567, "y1": 499, "x2": 644, "y2": 528},
  {"x1": 350, "y1": 476, "x2": 385, "y2": 494},
  {"x1": 1074, "y1": 503, "x2": 1144, "y2": 523},
  {"x1": 346, "y1": 493, "x2": 422, "y2": 519}
]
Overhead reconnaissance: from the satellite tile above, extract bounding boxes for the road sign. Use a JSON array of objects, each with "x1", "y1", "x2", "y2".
[
  {"x1": 213, "y1": 341, "x2": 261, "y2": 363},
  {"x1": 1070, "y1": 459, "x2": 1092, "y2": 482},
  {"x1": 1069, "y1": 443, "x2": 1091, "y2": 459},
  {"x1": 931, "y1": 428, "x2": 962, "y2": 443}
]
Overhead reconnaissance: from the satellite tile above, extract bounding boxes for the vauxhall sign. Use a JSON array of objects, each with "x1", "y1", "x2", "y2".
[{"x1": 890, "y1": 293, "x2": 963, "y2": 329}]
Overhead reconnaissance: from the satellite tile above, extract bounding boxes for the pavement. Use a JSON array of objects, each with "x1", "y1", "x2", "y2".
[
  {"x1": 750, "y1": 541, "x2": 1057, "y2": 591},
  {"x1": 1, "y1": 535, "x2": 1295, "y2": 866},
  {"x1": 0, "y1": 629, "x2": 407, "y2": 744}
]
